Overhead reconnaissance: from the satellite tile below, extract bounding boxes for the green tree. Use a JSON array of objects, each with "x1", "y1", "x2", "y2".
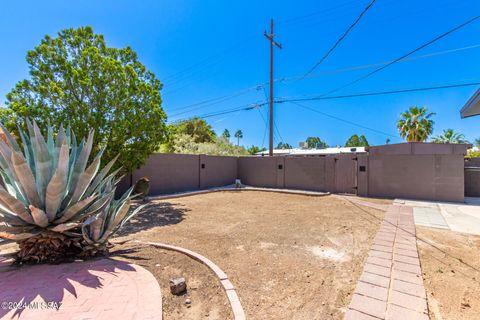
[
  {"x1": 385, "y1": 138, "x2": 391, "y2": 144},
  {"x1": 397, "y1": 106, "x2": 435, "y2": 142},
  {"x1": 276, "y1": 142, "x2": 292, "y2": 149},
  {"x1": 1, "y1": 26, "x2": 166, "y2": 173},
  {"x1": 305, "y1": 136, "x2": 328, "y2": 149},
  {"x1": 169, "y1": 117, "x2": 216, "y2": 143},
  {"x1": 247, "y1": 145, "x2": 266, "y2": 155},
  {"x1": 171, "y1": 134, "x2": 248, "y2": 156},
  {"x1": 345, "y1": 134, "x2": 369, "y2": 147},
  {"x1": 234, "y1": 129, "x2": 243, "y2": 146},
  {"x1": 222, "y1": 129, "x2": 231, "y2": 140},
  {"x1": 432, "y1": 129, "x2": 468, "y2": 144},
  {"x1": 474, "y1": 138, "x2": 480, "y2": 148}
]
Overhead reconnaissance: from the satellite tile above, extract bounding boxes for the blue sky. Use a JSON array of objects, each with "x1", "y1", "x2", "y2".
[{"x1": 1, "y1": 0, "x2": 479, "y2": 148}]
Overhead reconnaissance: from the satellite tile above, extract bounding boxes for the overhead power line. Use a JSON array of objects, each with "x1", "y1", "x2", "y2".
[
  {"x1": 322, "y1": 15, "x2": 480, "y2": 96},
  {"x1": 288, "y1": 101, "x2": 400, "y2": 139},
  {"x1": 276, "y1": 82, "x2": 480, "y2": 103},
  {"x1": 301, "y1": 0, "x2": 378, "y2": 79}
]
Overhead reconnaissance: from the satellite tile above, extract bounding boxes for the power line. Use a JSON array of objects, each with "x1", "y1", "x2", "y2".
[
  {"x1": 322, "y1": 15, "x2": 480, "y2": 96},
  {"x1": 301, "y1": 0, "x2": 378, "y2": 79},
  {"x1": 288, "y1": 101, "x2": 400, "y2": 139},
  {"x1": 276, "y1": 82, "x2": 480, "y2": 103}
]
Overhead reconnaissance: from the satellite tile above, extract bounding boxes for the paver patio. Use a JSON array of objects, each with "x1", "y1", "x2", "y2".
[
  {"x1": 0, "y1": 258, "x2": 162, "y2": 320},
  {"x1": 345, "y1": 202, "x2": 429, "y2": 320}
]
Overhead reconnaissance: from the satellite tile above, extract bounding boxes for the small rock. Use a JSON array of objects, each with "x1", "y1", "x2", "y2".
[
  {"x1": 170, "y1": 277, "x2": 187, "y2": 295},
  {"x1": 155, "y1": 263, "x2": 160, "y2": 267},
  {"x1": 185, "y1": 298, "x2": 192, "y2": 305}
]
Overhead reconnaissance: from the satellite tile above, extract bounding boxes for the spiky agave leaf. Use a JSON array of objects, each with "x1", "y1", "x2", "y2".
[{"x1": 0, "y1": 119, "x2": 144, "y2": 263}]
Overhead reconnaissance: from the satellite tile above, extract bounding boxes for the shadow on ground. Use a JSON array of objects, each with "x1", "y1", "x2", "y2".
[
  {"x1": 0, "y1": 258, "x2": 135, "y2": 319},
  {"x1": 116, "y1": 201, "x2": 190, "y2": 236}
]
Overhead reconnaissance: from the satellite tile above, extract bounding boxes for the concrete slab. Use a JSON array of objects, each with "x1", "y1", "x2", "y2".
[{"x1": 395, "y1": 198, "x2": 480, "y2": 235}]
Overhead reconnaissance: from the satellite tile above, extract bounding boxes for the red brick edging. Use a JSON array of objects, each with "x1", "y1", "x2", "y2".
[
  {"x1": 135, "y1": 240, "x2": 246, "y2": 320},
  {"x1": 344, "y1": 203, "x2": 429, "y2": 320}
]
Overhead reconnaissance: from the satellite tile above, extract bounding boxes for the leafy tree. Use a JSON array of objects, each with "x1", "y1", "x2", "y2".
[
  {"x1": 345, "y1": 134, "x2": 369, "y2": 147},
  {"x1": 306, "y1": 136, "x2": 328, "y2": 149},
  {"x1": 222, "y1": 129, "x2": 231, "y2": 140},
  {"x1": 234, "y1": 129, "x2": 243, "y2": 146},
  {"x1": 475, "y1": 138, "x2": 480, "y2": 148},
  {"x1": 397, "y1": 106, "x2": 435, "y2": 142},
  {"x1": 1, "y1": 26, "x2": 167, "y2": 173},
  {"x1": 466, "y1": 149, "x2": 480, "y2": 158},
  {"x1": 171, "y1": 134, "x2": 248, "y2": 156},
  {"x1": 385, "y1": 138, "x2": 391, "y2": 144},
  {"x1": 247, "y1": 145, "x2": 266, "y2": 155},
  {"x1": 432, "y1": 129, "x2": 469, "y2": 144},
  {"x1": 170, "y1": 117, "x2": 216, "y2": 143},
  {"x1": 276, "y1": 142, "x2": 293, "y2": 149}
]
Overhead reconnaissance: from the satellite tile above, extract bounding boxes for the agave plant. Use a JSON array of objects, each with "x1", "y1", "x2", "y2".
[{"x1": 0, "y1": 119, "x2": 143, "y2": 263}]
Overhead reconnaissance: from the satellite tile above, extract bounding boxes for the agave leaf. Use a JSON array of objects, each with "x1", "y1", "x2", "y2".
[
  {"x1": 0, "y1": 122, "x2": 21, "y2": 152},
  {"x1": 55, "y1": 195, "x2": 97, "y2": 224},
  {"x1": 53, "y1": 124, "x2": 66, "y2": 169},
  {"x1": 90, "y1": 217, "x2": 104, "y2": 241},
  {"x1": 68, "y1": 155, "x2": 101, "y2": 206},
  {"x1": 68, "y1": 130, "x2": 94, "y2": 194},
  {"x1": 119, "y1": 204, "x2": 146, "y2": 229},
  {"x1": 49, "y1": 222, "x2": 81, "y2": 233},
  {"x1": 45, "y1": 142, "x2": 69, "y2": 221},
  {"x1": 29, "y1": 205, "x2": 49, "y2": 227},
  {"x1": 0, "y1": 188, "x2": 33, "y2": 224},
  {"x1": 98, "y1": 200, "x2": 131, "y2": 243},
  {"x1": 33, "y1": 121, "x2": 52, "y2": 205},
  {"x1": 85, "y1": 155, "x2": 119, "y2": 197},
  {"x1": 71, "y1": 190, "x2": 115, "y2": 223},
  {"x1": 11, "y1": 151, "x2": 41, "y2": 208},
  {"x1": 0, "y1": 230, "x2": 40, "y2": 240},
  {"x1": 81, "y1": 216, "x2": 96, "y2": 244},
  {"x1": 18, "y1": 126, "x2": 35, "y2": 174},
  {"x1": 47, "y1": 122, "x2": 55, "y2": 158}
]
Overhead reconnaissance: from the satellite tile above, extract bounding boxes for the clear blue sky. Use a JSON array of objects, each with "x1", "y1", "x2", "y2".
[{"x1": 1, "y1": 0, "x2": 479, "y2": 148}]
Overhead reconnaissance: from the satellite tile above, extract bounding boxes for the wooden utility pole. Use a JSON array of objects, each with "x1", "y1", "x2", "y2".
[{"x1": 264, "y1": 19, "x2": 282, "y2": 156}]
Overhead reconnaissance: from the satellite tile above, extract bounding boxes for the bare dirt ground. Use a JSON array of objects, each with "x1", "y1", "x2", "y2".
[
  {"x1": 115, "y1": 191, "x2": 385, "y2": 320},
  {"x1": 417, "y1": 227, "x2": 480, "y2": 320}
]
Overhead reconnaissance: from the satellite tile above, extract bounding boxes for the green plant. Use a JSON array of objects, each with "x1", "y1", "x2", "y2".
[
  {"x1": 0, "y1": 119, "x2": 144, "y2": 263},
  {"x1": 345, "y1": 134, "x2": 369, "y2": 147},
  {"x1": 397, "y1": 106, "x2": 435, "y2": 142},
  {"x1": 2, "y1": 26, "x2": 167, "y2": 174},
  {"x1": 432, "y1": 129, "x2": 468, "y2": 144}
]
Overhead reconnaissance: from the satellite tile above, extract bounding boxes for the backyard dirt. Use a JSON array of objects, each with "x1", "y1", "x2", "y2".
[
  {"x1": 417, "y1": 227, "x2": 480, "y2": 320},
  {"x1": 115, "y1": 191, "x2": 385, "y2": 319},
  {"x1": 111, "y1": 243, "x2": 233, "y2": 320}
]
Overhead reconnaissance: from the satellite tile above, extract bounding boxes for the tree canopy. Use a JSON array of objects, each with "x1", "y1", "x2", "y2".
[
  {"x1": 222, "y1": 129, "x2": 231, "y2": 139},
  {"x1": 2, "y1": 26, "x2": 167, "y2": 173},
  {"x1": 305, "y1": 136, "x2": 328, "y2": 149},
  {"x1": 169, "y1": 117, "x2": 216, "y2": 144},
  {"x1": 397, "y1": 106, "x2": 435, "y2": 142},
  {"x1": 247, "y1": 145, "x2": 266, "y2": 155},
  {"x1": 345, "y1": 134, "x2": 369, "y2": 147},
  {"x1": 234, "y1": 130, "x2": 243, "y2": 146},
  {"x1": 432, "y1": 129, "x2": 468, "y2": 144},
  {"x1": 276, "y1": 142, "x2": 292, "y2": 149}
]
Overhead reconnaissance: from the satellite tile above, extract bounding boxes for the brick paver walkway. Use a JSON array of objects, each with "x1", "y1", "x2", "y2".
[
  {"x1": 345, "y1": 204, "x2": 429, "y2": 320},
  {"x1": 0, "y1": 258, "x2": 162, "y2": 320}
]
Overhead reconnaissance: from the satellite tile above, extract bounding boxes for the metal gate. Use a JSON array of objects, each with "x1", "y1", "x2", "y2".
[{"x1": 334, "y1": 155, "x2": 358, "y2": 194}]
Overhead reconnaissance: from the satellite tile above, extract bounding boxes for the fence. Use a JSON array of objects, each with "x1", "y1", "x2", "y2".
[
  {"x1": 120, "y1": 143, "x2": 470, "y2": 202},
  {"x1": 465, "y1": 157, "x2": 480, "y2": 197}
]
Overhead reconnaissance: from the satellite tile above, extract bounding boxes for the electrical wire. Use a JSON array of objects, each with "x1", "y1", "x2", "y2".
[
  {"x1": 301, "y1": 0, "x2": 378, "y2": 79},
  {"x1": 321, "y1": 15, "x2": 480, "y2": 96},
  {"x1": 288, "y1": 101, "x2": 400, "y2": 139}
]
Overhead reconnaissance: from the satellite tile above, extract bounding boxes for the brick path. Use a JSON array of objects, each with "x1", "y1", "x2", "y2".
[
  {"x1": 345, "y1": 204, "x2": 429, "y2": 320},
  {"x1": 0, "y1": 258, "x2": 162, "y2": 320}
]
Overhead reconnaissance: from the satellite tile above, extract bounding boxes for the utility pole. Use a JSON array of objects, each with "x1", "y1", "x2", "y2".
[{"x1": 264, "y1": 19, "x2": 282, "y2": 156}]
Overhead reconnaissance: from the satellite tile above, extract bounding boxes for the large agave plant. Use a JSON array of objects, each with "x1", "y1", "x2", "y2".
[{"x1": 0, "y1": 119, "x2": 143, "y2": 263}]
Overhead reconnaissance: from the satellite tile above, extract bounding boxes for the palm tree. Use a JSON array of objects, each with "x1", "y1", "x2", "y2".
[
  {"x1": 432, "y1": 129, "x2": 468, "y2": 144},
  {"x1": 234, "y1": 130, "x2": 243, "y2": 146},
  {"x1": 475, "y1": 138, "x2": 480, "y2": 148},
  {"x1": 222, "y1": 129, "x2": 230, "y2": 140},
  {"x1": 397, "y1": 106, "x2": 435, "y2": 142}
]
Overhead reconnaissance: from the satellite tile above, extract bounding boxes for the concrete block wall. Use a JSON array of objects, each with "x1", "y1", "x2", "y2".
[{"x1": 122, "y1": 143, "x2": 471, "y2": 202}]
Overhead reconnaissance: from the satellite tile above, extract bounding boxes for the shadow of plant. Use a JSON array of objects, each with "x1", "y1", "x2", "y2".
[
  {"x1": 115, "y1": 201, "x2": 190, "y2": 236},
  {"x1": 0, "y1": 258, "x2": 136, "y2": 319}
]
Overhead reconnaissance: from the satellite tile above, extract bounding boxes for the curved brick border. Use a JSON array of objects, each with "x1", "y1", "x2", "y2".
[
  {"x1": 134, "y1": 240, "x2": 246, "y2": 320},
  {"x1": 149, "y1": 185, "x2": 329, "y2": 201}
]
